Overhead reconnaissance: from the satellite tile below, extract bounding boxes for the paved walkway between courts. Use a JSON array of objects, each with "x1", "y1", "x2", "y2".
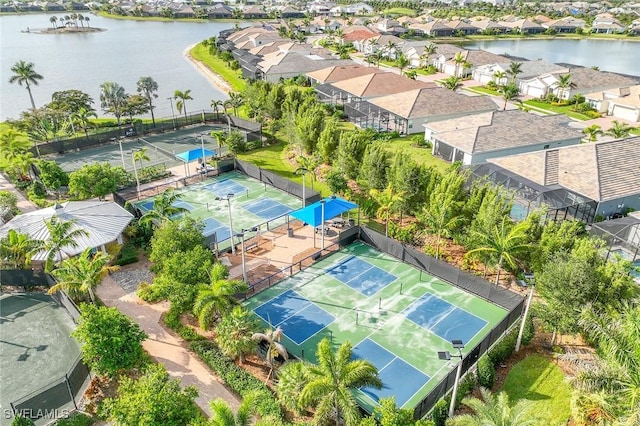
[{"x1": 96, "y1": 273, "x2": 241, "y2": 417}]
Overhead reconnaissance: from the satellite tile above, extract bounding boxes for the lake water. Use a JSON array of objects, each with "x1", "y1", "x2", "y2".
[
  {"x1": 464, "y1": 38, "x2": 639, "y2": 77},
  {"x1": 1, "y1": 14, "x2": 239, "y2": 120}
]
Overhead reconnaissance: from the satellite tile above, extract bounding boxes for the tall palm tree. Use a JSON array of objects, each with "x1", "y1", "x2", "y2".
[
  {"x1": 49, "y1": 16, "x2": 58, "y2": 29},
  {"x1": 448, "y1": 387, "x2": 536, "y2": 426},
  {"x1": 385, "y1": 41, "x2": 397, "y2": 60},
  {"x1": 252, "y1": 326, "x2": 289, "y2": 383},
  {"x1": 441, "y1": 76, "x2": 462, "y2": 91},
  {"x1": 582, "y1": 124, "x2": 603, "y2": 143},
  {"x1": 138, "y1": 190, "x2": 189, "y2": 228},
  {"x1": 0, "y1": 230, "x2": 43, "y2": 269},
  {"x1": 606, "y1": 120, "x2": 633, "y2": 139},
  {"x1": 211, "y1": 99, "x2": 225, "y2": 120},
  {"x1": 395, "y1": 53, "x2": 410, "y2": 75},
  {"x1": 299, "y1": 338, "x2": 381, "y2": 425},
  {"x1": 276, "y1": 361, "x2": 309, "y2": 416},
  {"x1": 492, "y1": 70, "x2": 507, "y2": 85},
  {"x1": 420, "y1": 43, "x2": 437, "y2": 68},
  {"x1": 174, "y1": 89, "x2": 193, "y2": 124},
  {"x1": 369, "y1": 184, "x2": 405, "y2": 237},
  {"x1": 554, "y1": 73, "x2": 577, "y2": 99},
  {"x1": 419, "y1": 193, "x2": 464, "y2": 260},
  {"x1": 466, "y1": 217, "x2": 531, "y2": 286},
  {"x1": 453, "y1": 51, "x2": 467, "y2": 77},
  {"x1": 9, "y1": 60, "x2": 44, "y2": 110},
  {"x1": 208, "y1": 391, "x2": 261, "y2": 426},
  {"x1": 71, "y1": 106, "x2": 97, "y2": 141},
  {"x1": 136, "y1": 76, "x2": 159, "y2": 127},
  {"x1": 507, "y1": 61, "x2": 523, "y2": 83},
  {"x1": 225, "y1": 92, "x2": 243, "y2": 117},
  {"x1": 77, "y1": 13, "x2": 84, "y2": 29},
  {"x1": 50, "y1": 248, "x2": 118, "y2": 303},
  {"x1": 84, "y1": 16, "x2": 90, "y2": 27},
  {"x1": 296, "y1": 155, "x2": 320, "y2": 189},
  {"x1": 99, "y1": 81, "x2": 127, "y2": 129},
  {"x1": 133, "y1": 146, "x2": 150, "y2": 170},
  {"x1": 41, "y1": 216, "x2": 89, "y2": 272},
  {"x1": 214, "y1": 306, "x2": 258, "y2": 365},
  {"x1": 193, "y1": 263, "x2": 248, "y2": 330},
  {"x1": 499, "y1": 83, "x2": 520, "y2": 110}
]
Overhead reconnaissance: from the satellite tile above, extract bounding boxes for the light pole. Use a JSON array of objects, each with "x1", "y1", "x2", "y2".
[
  {"x1": 296, "y1": 167, "x2": 308, "y2": 207},
  {"x1": 321, "y1": 199, "x2": 326, "y2": 250},
  {"x1": 167, "y1": 97, "x2": 176, "y2": 130},
  {"x1": 117, "y1": 136, "x2": 126, "y2": 169},
  {"x1": 131, "y1": 150, "x2": 140, "y2": 198},
  {"x1": 215, "y1": 193, "x2": 235, "y2": 254},
  {"x1": 236, "y1": 227, "x2": 258, "y2": 282},
  {"x1": 515, "y1": 273, "x2": 535, "y2": 352},
  {"x1": 438, "y1": 339, "x2": 465, "y2": 418}
]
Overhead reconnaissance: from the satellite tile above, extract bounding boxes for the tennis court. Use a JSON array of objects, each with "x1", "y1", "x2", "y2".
[
  {"x1": 243, "y1": 242, "x2": 508, "y2": 411},
  {"x1": 133, "y1": 171, "x2": 300, "y2": 250}
]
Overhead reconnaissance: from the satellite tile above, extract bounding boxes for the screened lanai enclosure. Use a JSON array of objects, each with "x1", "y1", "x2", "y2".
[
  {"x1": 591, "y1": 215, "x2": 640, "y2": 270},
  {"x1": 469, "y1": 163, "x2": 598, "y2": 223}
]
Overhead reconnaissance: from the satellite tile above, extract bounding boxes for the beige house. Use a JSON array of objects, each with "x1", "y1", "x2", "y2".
[
  {"x1": 306, "y1": 64, "x2": 383, "y2": 85},
  {"x1": 585, "y1": 85, "x2": 640, "y2": 122}
]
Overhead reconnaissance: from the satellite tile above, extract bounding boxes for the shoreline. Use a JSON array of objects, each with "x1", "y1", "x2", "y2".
[{"x1": 184, "y1": 43, "x2": 232, "y2": 96}]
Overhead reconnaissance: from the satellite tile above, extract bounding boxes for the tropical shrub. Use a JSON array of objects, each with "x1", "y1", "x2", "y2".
[
  {"x1": 477, "y1": 355, "x2": 496, "y2": 388},
  {"x1": 431, "y1": 399, "x2": 448, "y2": 426}
]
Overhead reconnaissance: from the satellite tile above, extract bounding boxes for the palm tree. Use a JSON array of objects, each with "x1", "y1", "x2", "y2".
[
  {"x1": 453, "y1": 52, "x2": 467, "y2": 77},
  {"x1": 208, "y1": 391, "x2": 261, "y2": 426},
  {"x1": 41, "y1": 216, "x2": 89, "y2": 272},
  {"x1": 276, "y1": 361, "x2": 309, "y2": 416},
  {"x1": 84, "y1": 16, "x2": 90, "y2": 28},
  {"x1": 211, "y1": 99, "x2": 225, "y2": 120},
  {"x1": 49, "y1": 16, "x2": 58, "y2": 29},
  {"x1": 466, "y1": 217, "x2": 531, "y2": 286},
  {"x1": 492, "y1": 70, "x2": 507, "y2": 85},
  {"x1": 138, "y1": 189, "x2": 189, "y2": 228},
  {"x1": 405, "y1": 70, "x2": 417, "y2": 80},
  {"x1": 0, "y1": 229, "x2": 43, "y2": 269},
  {"x1": 174, "y1": 89, "x2": 193, "y2": 124},
  {"x1": 419, "y1": 193, "x2": 464, "y2": 260},
  {"x1": 420, "y1": 43, "x2": 437, "y2": 68},
  {"x1": 606, "y1": 120, "x2": 633, "y2": 139},
  {"x1": 71, "y1": 106, "x2": 97, "y2": 142},
  {"x1": 225, "y1": 92, "x2": 243, "y2": 117},
  {"x1": 9, "y1": 60, "x2": 44, "y2": 110},
  {"x1": 554, "y1": 73, "x2": 577, "y2": 100},
  {"x1": 100, "y1": 81, "x2": 127, "y2": 129},
  {"x1": 373, "y1": 50, "x2": 384, "y2": 69},
  {"x1": 296, "y1": 155, "x2": 320, "y2": 189},
  {"x1": 252, "y1": 326, "x2": 289, "y2": 383},
  {"x1": 214, "y1": 306, "x2": 258, "y2": 365},
  {"x1": 499, "y1": 83, "x2": 520, "y2": 110},
  {"x1": 298, "y1": 339, "x2": 381, "y2": 425},
  {"x1": 369, "y1": 184, "x2": 405, "y2": 237},
  {"x1": 50, "y1": 248, "x2": 118, "y2": 303},
  {"x1": 193, "y1": 263, "x2": 248, "y2": 330},
  {"x1": 136, "y1": 76, "x2": 159, "y2": 127},
  {"x1": 507, "y1": 61, "x2": 523, "y2": 83},
  {"x1": 395, "y1": 53, "x2": 410, "y2": 75},
  {"x1": 133, "y1": 146, "x2": 150, "y2": 171},
  {"x1": 385, "y1": 41, "x2": 397, "y2": 60},
  {"x1": 77, "y1": 13, "x2": 84, "y2": 29},
  {"x1": 582, "y1": 124, "x2": 603, "y2": 143},
  {"x1": 441, "y1": 76, "x2": 463, "y2": 91},
  {"x1": 448, "y1": 387, "x2": 536, "y2": 426}
]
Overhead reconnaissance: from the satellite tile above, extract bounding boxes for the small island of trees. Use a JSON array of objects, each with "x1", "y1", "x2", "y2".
[{"x1": 23, "y1": 14, "x2": 105, "y2": 34}]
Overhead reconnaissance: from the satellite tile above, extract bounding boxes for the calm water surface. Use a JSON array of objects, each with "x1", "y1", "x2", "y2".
[
  {"x1": 464, "y1": 38, "x2": 639, "y2": 77},
  {"x1": 1, "y1": 14, "x2": 239, "y2": 120}
]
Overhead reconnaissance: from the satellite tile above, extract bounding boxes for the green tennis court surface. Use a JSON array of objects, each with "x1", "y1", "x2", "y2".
[
  {"x1": 134, "y1": 171, "x2": 301, "y2": 250},
  {"x1": 243, "y1": 242, "x2": 508, "y2": 411}
]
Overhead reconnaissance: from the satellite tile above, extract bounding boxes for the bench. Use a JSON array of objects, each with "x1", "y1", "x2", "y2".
[{"x1": 245, "y1": 241, "x2": 259, "y2": 252}]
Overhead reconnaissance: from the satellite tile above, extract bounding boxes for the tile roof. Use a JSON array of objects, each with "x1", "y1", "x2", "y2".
[
  {"x1": 306, "y1": 64, "x2": 383, "y2": 83},
  {"x1": 368, "y1": 87, "x2": 497, "y2": 118},
  {"x1": 554, "y1": 67, "x2": 640, "y2": 91},
  {"x1": 259, "y1": 52, "x2": 352, "y2": 75},
  {"x1": 329, "y1": 72, "x2": 433, "y2": 98},
  {"x1": 427, "y1": 110, "x2": 582, "y2": 154},
  {"x1": 488, "y1": 137, "x2": 640, "y2": 202}
]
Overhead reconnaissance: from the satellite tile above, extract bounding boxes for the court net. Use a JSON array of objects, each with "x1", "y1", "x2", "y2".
[{"x1": 138, "y1": 137, "x2": 178, "y2": 160}]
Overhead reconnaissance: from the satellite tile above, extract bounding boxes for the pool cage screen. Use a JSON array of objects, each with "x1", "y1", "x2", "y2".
[
  {"x1": 469, "y1": 163, "x2": 598, "y2": 223},
  {"x1": 590, "y1": 215, "x2": 640, "y2": 262}
]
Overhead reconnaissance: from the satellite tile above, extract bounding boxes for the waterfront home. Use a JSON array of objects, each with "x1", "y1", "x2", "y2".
[
  {"x1": 208, "y1": 4, "x2": 233, "y2": 19},
  {"x1": 357, "y1": 87, "x2": 498, "y2": 134},
  {"x1": 545, "y1": 16, "x2": 586, "y2": 33},
  {"x1": 279, "y1": 6, "x2": 305, "y2": 19},
  {"x1": 425, "y1": 110, "x2": 583, "y2": 165},
  {"x1": 446, "y1": 20, "x2": 480, "y2": 35},
  {"x1": 472, "y1": 60, "x2": 568, "y2": 86},
  {"x1": 437, "y1": 49, "x2": 508, "y2": 78},
  {"x1": 243, "y1": 6, "x2": 269, "y2": 19},
  {"x1": 480, "y1": 137, "x2": 640, "y2": 222},
  {"x1": 585, "y1": 85, "x2": 640, "y2": 122},
  {"x1": 590, "y1": 13, "x2": 626, "y2": 34},
  {"x1": 472, "y1": 19, "x2": 510, "y2": 34},
  {"x1": 257, "y1": 50, "x2": 352, "y2": 82},
  {"x1": 500, "y1": 18, "x2": 545, "y2": 34},
  {"x1": 306, "y1": 64, "x2": 383, "y2": 85}
]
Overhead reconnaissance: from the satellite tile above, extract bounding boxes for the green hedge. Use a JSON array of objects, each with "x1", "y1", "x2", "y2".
[
  {"x1": 488, "y1": 314, "x2": 535, "y2": 366},
  {"x1": 191, "y1": 340, "x2": 284, "y2": 420},
  {"x1": 163, "y1": 306, "x2": 205, "y2": 342},
  {"x1": 431, "y1": 399, "x2": 448, "y2": 426},
  {"x1": 476, "y1": 355, "x2": 495, "y2": 388}
]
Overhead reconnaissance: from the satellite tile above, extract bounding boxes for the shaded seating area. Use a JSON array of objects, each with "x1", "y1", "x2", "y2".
[{"x1": 289, "y1": 197, "x2": 358, "y2": 247}]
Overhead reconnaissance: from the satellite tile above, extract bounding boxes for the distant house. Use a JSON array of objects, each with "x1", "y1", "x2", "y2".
[
  {"x1": 446, "y1": 20, "x2": 480, "y2": 35},
  {"x1": 208, "y1": 4, "x2": 233, "y2": 19},
  {"x1": 280, "y1": 7, "x2": 305, "y2": 19},
  {"x1": 501, "y1": 19, "x2": 545, "y2": 34},
  {"x1": 590, "y1": 13, "x2": 626, "y2": 34},
  {"x1": 437, "y1": 49, "x2": 507, "y2": 77},
  {"x1": 473, "y1": 19, "x2": 510, "y2": 34},
  {"x1": 545, "y1": 16, "x2": 586, "y2": 33},
  {"x1": 585, "y1": 85, "x2": 640, "y2": 122},
  {"x1": 481, "y1": 137, "x2": 640, "y2": 222},
  {"x1": 415, "y1": 20, "x2": 455, "y2": 37},
  {"x1": 359, "y1": 87, "x2": 498, "y2": 134},
  {"x1": 243, "y1": 6, "x2": 268, "y2": 19},
  {"x1": 425, "y1": 110, "x2": 583, "y2": 165}
]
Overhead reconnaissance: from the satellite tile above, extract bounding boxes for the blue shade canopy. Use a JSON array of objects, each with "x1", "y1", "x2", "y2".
[
  {"x1": 176, "y1": 148, "x2": 215, "y2": 162},
  {"x1": 289, "y1": 197, "x2": 358, "y2": 227}
]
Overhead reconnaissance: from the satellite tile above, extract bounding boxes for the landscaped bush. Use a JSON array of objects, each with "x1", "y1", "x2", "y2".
[
  {"x1": 430, "y1": 399, "x2": 448, "y2": 426},
  {"x1": 389, "y1": 222, "x2": 419, "y2": 245},
  {"x1": 455, "y1": 372, "x2": 476, "y2": 406},
  {"x1": 136, "y1": 282, "x2": 165, "y2": 303},
  {"x1": 163, "y1": 305, "x2": 205, "y2": 342},
  {"x1": 54, "y1": 412, "x2": 94, "y2": 425},
  {"x1": 191, "y1": 340, "x2": 284, "y2": 420},
  {"x1": 488, "y1": 327, "x2": 519, "y2": 365},
  {"x1": 477, "y1": 355, "x2": 496, "y2": 388},
  {"x1": 114, "y1": 241, "x2": 138, "y2": 266}
]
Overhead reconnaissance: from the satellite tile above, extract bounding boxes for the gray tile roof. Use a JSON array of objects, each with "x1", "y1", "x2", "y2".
[{"x1": 554, "y1": 66, "x2": 640, "y2": 91}]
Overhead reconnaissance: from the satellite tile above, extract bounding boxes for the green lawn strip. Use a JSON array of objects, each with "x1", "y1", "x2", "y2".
[
  {"x1": 464, "y1": 86, "x2": 500, "y2": 96},
  {"x1": 190, "y1": 43, "x2": 247, "y2": 92},
  {"x1": 630, "y1": 128, "x2": 640, "y2": 136},
  {"x1": 383, "y1": 7, "x2": 416, "y2": 16},
  {"x1": 383, "y1": 137, "x2": 450, "y2": 172},
  {"x1": 501, "y1": 354, "x2": 572, "y2": 425},
  {"x1": 523, "y1": 100, "x2": 592, "y2": 121}
]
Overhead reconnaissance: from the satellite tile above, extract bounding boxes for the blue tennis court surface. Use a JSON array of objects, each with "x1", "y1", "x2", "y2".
[
  {"x1": 137, "y1": 200, "x2": 194, "y2": 213},
  {"x1": 204, "y1": 179, "x2": 247, "y2": 197},
  {"x1": 173, "y1": 200, "x2": 195, "y2": 211},
  {"x1": 203, "y1": 217, "x2": 230, "y2": 242},
  {"x1": 406, "y1": 293, "x2": 487, "y2": 344},
  {"x1": 353, "y1": 339, "x2": 429, "y2": 407},
  {"x1": 243, "y1": 198, "x2": 294, "y2": 220},
  {"x1": 326, "y1": 256, "x2": 397, "y2": 296},
  {"x1": 254, "y1": 290, "x2": 334, "y2": 345}
]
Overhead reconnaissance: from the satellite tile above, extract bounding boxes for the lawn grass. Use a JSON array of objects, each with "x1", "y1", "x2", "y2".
[
  {"x1": 383, "y1": 7, "x2": 416, "y2": 16},
  {"x1": 502, "y1": 354, "x2": 572, "y2": 426},
  {"x1": 464, "y1": 86, "x2": 500, "y2": 96},
  {"x1": 630, "y1": 128, "x2": 640, "y2": 136},
  {"x1": 190, "y1": 43, "x2": 247, "y2": 92},
  {"x1": 523, "y1": 100, "x2": 593, "y2": 121},
  {"x1": 383, "y1": 137, "x2": 449, "y2": 172}
]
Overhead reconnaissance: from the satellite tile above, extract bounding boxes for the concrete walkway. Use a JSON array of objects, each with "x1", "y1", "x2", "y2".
[
  {"x1": 96, "y1": 275, "x2": 241, "y2": 416},
  {"x1": 0, "y1": 172, "x2": 37, "y2": 214}
]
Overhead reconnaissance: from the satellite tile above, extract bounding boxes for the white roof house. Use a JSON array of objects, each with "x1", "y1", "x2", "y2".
[{"x1": 0, "y1": 201, "x2": 134, "y2": 263}]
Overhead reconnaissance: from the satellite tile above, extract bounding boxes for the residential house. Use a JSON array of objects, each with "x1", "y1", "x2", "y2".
[
  {"x1": 585, "y1": 85, "x2": 640, "y2": 122},
  {"x1": 472, "y1": 60, "x2": 568, "y2": 86},
  {"x1": 280, "y1": 7, "x2": 305, "y2": 19},
  {"x1": 473, "y1": 19, "x2": 510, "y2": 34},
  {"x1": 425, "y1": 110, "x2": 583, "y2": 165},
  {"x1": 590, "y1": 13, "x2": 626, "y2": 34},
  {"x1": 257, "y1": 50, "x2": 352, "y2": 82},
  {"x1": 446, "y1": 20, "x2": 480, "y2": 35},
  {"x1": 342, "y1": 27, "x2": 380, "y2": 47},
  {"x1": 545, "y1": 16, "x2": 586, "y2": 33},
  {"x1": 501, "y1": 19, "x2": 545, "y2": 34},
  {"x1": 437, "y1": 49, "x2": 507, "y2": 77},
  {"x1": 359, "y1": 87, "x2": 498, "y2": 134},
  {"x1": 243, "y1": 6, "x2": 269, "y2": 19},
  {"x1": 306, "y1": 64, "x2": 383, "y2": 85},
  {"x1": 483, "y1": 137, "x2": 640, "y2": 222},
  {"x1": 628, "y1": 19, "x2": 640, "y2": 35},
  {"x1": 208, "y1": 4, "x2": 233, "y2": 19},
  {"x1": 412, "y1": 20, "x2": 456, "y2": 37},
  {"x1": 432, "y1": 44, "x2": 466, "y2": 74}
]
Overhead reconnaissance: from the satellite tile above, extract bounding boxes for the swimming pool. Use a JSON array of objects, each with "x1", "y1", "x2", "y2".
[{"x1": 609, "y1": 248, "x2": 640, "y2": 279}]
